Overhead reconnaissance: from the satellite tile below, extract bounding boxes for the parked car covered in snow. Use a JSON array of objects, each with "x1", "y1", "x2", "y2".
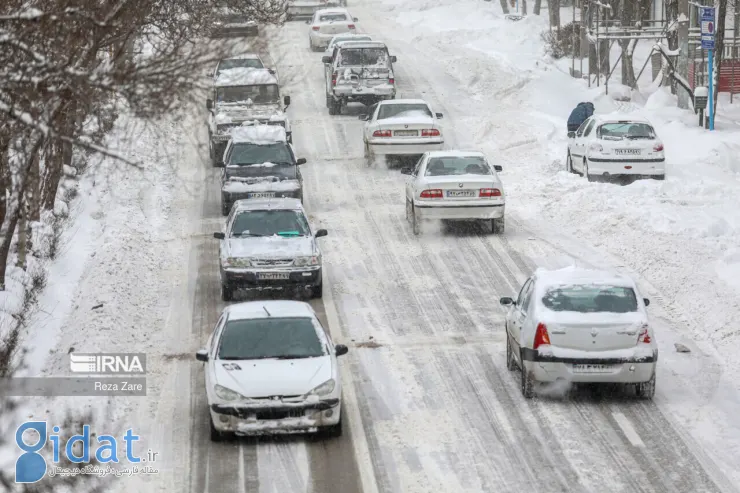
[
  {"x1": 323, "y1": 40, "x2": 397, "y2": 115},
  {"x1": 308, "y1": 8, "x2": 359, "y2": 51},
  {"x1": 210, "y1": 11, "x2": 258, "y2": 37},
  {"x1": 220, "y1": 124, "x2": 305, "y2": 215},
  {"x1": 288, "y1": 0, "x2": 342, "y2": 20},
  {"x1": 500, "y1": 266, "x2": 657, "y2": 399},
  {"x1": 322, "y1": 33, "x2": 373, "y2": 65},
  {"x1": 360, "y1": 99, "x2": 443, "y2": 162},
  {"x1": 566, "y1": 116, "x2": 666, "y2": 182},
  {"x1": 206, "y1": 54, "x2": 268, "y2": 79},
  {"x1": 207, "y1": 68, "x2": 292, "y2": 166},
  {"x1": 195, "y1": 300, "x2": 347, "y2": 440}
]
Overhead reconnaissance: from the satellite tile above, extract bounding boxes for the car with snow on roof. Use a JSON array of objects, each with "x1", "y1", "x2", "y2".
[
  {"x1": 195, "y1": 299, "x2": 347, "y2": 440},
  {"x1": 213, "y1": 199, "x2": 328, "y2": 300},
  {"x1": 360, "y1": 99, "x2": 443, "y2": 162},
  {"x1": 220, "y1": 124, "x2": 306, "y2": 215},
  {"x1": 308, "y1": 8, "x2": 359, "y2": 51},
  {"x1": 205, "y1": 53, "x2": 278, "y2": 82},
  {"x1": 322, "y1": 33, "x2": 373, "y2": 65},
  {"x1": 210, "y1": 10, "x2": 258, "y2": 37},
  {"x1": 207, "y1": 68, "x2": 292, "y2": 166},
  {"x1": 499, "y1": 266, "x2": 657, "y2": 399},
  {"x1": 287, "y1": 0, "x2": 343, "y2": 20},
  {"x1": 401, "y1": 150, "x2": 504, "y2": 235},
  {"x1": 566, "y1": 115, "x2": 666, "y2": 182},
  {"x1": 322, "y1": 40, "x2": 397, "y2": 115}
]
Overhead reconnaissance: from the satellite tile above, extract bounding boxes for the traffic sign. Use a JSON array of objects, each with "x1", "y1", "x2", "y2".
[{"x1": 701, "y1": 7, "x2": 716, "y2": 50}]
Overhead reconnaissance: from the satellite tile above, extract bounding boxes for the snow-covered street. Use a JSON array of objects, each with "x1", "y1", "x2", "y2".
[{"x1": 6, "y1": 0, "x2": 740, "y2": 491}]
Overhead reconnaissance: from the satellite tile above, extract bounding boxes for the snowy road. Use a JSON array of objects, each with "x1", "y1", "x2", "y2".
[{"x1": 172, "y1": 8, "x2": 737, "y2": 493}]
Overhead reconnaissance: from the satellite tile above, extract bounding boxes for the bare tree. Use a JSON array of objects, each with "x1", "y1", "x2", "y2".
[{"x1": 712, "y1": 0, "x2": 729, "y2": 113}]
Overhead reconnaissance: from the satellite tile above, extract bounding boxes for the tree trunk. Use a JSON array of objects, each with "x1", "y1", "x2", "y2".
[
  {"x1": 713, "y1": 0, "x2": 728, "y2": 114},
  {"x1": 534, "y1": 0, "x2": 543, "y2": 15},
  {"x1": 0, "y1": 126, "x2": 10, "y2": 229},
  {"x1": 522, "y1": 0, "x2": 528, "y2": 15},
  {"x1": 0, "y1": 211, "x2": 19, "y2": 290},
  {"x1": 15, "y1": 207, "x2": 27, "y2": 269},
  {"x1": 500, "y1": 0, "x2": 510, "y2": 15},
  {"x1": 548, "y1": 0, "x2": 561, "y2": 25},
  {"x1": 665, "y1": 0, "x2": 679, "y2": 90},
  {"x1": 28, "y1": 142, "x2": 41, "y2": 222}
]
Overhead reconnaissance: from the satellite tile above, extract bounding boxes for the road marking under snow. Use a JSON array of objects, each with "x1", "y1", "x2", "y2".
[
  {"x1": 322, "y1": 277, "x2": 381, "y2": 493},
  {"x1": 612, "y1": 411, "x2": 645, "y2": 448}
]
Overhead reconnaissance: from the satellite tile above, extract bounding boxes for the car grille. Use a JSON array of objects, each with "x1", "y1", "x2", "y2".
[{"x1": 252, "y1": 258, "x2": 294, "y2": 267}]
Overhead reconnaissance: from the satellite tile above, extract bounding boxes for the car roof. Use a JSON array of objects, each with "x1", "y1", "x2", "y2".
[
  {"x1": 221, "y1": 53, "x2": 262, "y2": 61},
  {"x1": 379, "y1": 99, "x2": 428, "y2": 106},
  {"x1": 215, "y1": 68, "x2": 277, "y2": 87},
  {"x1": 315, "y1": 7, "x2": 351, "y2": 15},
  {"x1": 332, "y1": 34, "x2": 371, "y2": 41},
  {"x1": 337, "y1": 41, "x2": 387, "y2": 49},
  {"x1": 229, "y1": 123, "x2": 286, "y2": 144},
  {"x1": 224, "y1": 300, "x2": 316, "y2": 320},
  {"x1": 425, "y1": 150, "x2": 485, "y2": 158},
  {"x1": 233, "y1": 197, "x2": 304, "y2": 211},
  {"x1": 590, "y1": 115, "x2": 652, "y2": 125},
  {"x1": 533, "y1": 266, "x2": 636, "y2": 290}
]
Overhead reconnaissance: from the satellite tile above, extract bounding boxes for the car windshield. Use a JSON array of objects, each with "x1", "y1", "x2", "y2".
[
  {"x1": 216, "y1": 59, "x2": 263, "y2": 74},
  {"x1": 339, "y1": 48, "x2": 388, "y2": 66},
  {"x1": 377, "y1": 103, "x2": 432, "y2": 120},
  {"x1": 216, "y1": 84, "x2": 279, "y2": 104},
  {"x1": 319, "y1": 13, "x2": 348, "y2": 22},
  {"x1": 598, "y1": 122, "x2": 656, "y2": 140},
  {"x1": 425, "y1": 156, "x2": 491, "y2": 176},
  {"x1": 541, "y1": 285, "x2": 639, "y2": 313},
  {"x1": 223, "y1": 14, "x2": 248, "y2": 23},
  {"x1": 230, "y1": 143, "x2": 293, "y2": 166},
  {"x1": 230, "y1": 209, "x2": 310, "y2": 237},
  {"x1": 218, "y1": 317, "x2": 325, "y2": 360}
]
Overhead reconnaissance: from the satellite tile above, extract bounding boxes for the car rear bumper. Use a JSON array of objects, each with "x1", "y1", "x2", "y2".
[
  {"x1": 587, "y1": 157, "x2": 665, "y2": 176},
  {"x1": 221, "y1": 266, "x2": 322, "y2": 291},
  {"x1": 414, "y1": 202, "x2": 505, "y2": 220},
  {"x1": 288, "y1": 4, "x2": 337, "y2": 16},
  {"x1": 210, "y1": 398, "x2": 340, "y2": 435},
  {"x1": 333, "y1": 85, "x2": 395, "y2": 98},
  {"x1": 222, "y1": 188, "x2": 302, "y2": 207},
  {"x1": 521, "y1": 348, "x2": 658, "y2": 383},
  {"x1": 369, "y1": 140, "x2": 443, "y2": 155},
  {"x1": 211, "y1": 25, "x2": 258, "y2": 37}
]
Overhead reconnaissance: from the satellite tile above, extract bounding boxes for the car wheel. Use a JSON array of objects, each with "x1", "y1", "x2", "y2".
[
  {"x1": 635, "y1": 373, "x2": 656, "y2": 399},
  {"x1": 652, "y1": 174, "x2": 665, "y2": 181},
  {"x1": 312, "y1": 283, "x2": 323, "y2": 298},
  {"x1": 566, "y1": 152, "x2": 574, "y2": 173},
  {"x1": 411, "y1": 204, "x2": 420, "y2": 235},
  {"x1": 492, "y1": 217, "x2": 505, "y2": 234},
  {"x1": 326, "y1": 94, "x2": 332, "y2": 108},
  {"x1": 221, "y1": 282, "x2": 234, "y2": 302},
  {"x1": 221, "y1": 201, "x2": 230, "y2": 216},
  {"x1": 520, "y1": 359, "x2": 535, "y2": 398},
  {"x1": 506, "y1": 334, "x2": 517, "y2": 371},
  {"x1": 320, "y1": 415, "x2": 342, "y2": 438},
  {"x1": 328, "y1": 98, "x2": 340, "y2": 115},
  {"x1": 210, "y1": 416, "x2": 228, "y2": 442},
  {"x1": 584, "y1": 159, "x2": 596, "y2": 182},
  {"x1": 405, "y1": 198, "x2": 412, "y2": 221}
]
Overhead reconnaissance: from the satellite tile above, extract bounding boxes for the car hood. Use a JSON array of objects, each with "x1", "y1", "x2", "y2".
[
  {"x1": 215, "y1": 103, "x2": 283, "y2": 121},
  {"x1": 213, "y1": 356, "x2": 331, "y2": 397},
  {"x1": 225, "y1": 236, "x2": 316, "y2": 258}
]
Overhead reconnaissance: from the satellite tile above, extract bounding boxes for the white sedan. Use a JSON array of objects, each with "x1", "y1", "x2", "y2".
[
  {"x1": 307, "y1": 8, "x2": 358, "y2": 51},
  {"x1": 361, "y1": 99, "x2": 444, "y2": 163},
  {"x1": 500, "y1": 266, "x2": 657, "y2": 399},
  {"x1": 196, "y1": 300, "x2": 349, "y2": 440},
  {"x1": 401, "y1": 150, "x2": 505, "y2": 235},
  {"x1": 566, "y1": 115, "x2": 666, "y2": 182}
]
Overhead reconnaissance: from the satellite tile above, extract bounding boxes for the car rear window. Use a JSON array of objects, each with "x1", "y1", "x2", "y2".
[
  {"x1": 339, "y1": 48, "x2": 388, "y2": 66},
  {"x1": 377, "y1": 104, "x2": 431, "y2": 119},
  {"x1": 218, "y1": 317, "x2": 324, "y2": 360},
  {"x1": 425, "y1": 156, "x2": 491, "y2": 176},
  {"x1": 320, "y1": 13, "x2": 347, "y2": 21},
  {"x1": 598, "y1": 122, "x2": 656, "y2": 140},
  {"x1": 541, "y1": 285, "x2": 638, "y2": 313}
]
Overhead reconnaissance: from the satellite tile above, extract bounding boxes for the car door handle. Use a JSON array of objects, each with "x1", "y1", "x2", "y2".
[{"x1": 550, "y1": 329, "x2": 566, "y2": 334}]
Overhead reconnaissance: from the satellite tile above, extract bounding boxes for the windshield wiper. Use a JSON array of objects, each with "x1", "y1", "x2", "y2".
[
  {"x1": 272, "y1": 355, "x2": 319, "y2": 359},
  {"x1": 232, "y1": 233, "x2": 266, "y2": 237}
]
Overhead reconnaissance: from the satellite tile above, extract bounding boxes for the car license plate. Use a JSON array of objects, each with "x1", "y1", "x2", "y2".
[
  {"x1": 572, "y1": 364, "x2": 616, "y2": 373},
  {"x1": 446, "y1": 190, "x2": 475, "y2": 197},
  {"x1": 257, "y1": 272, "x2": 290, "y2": 280},
  {"x1": 615, "y1": 149, "x2": 641, "y2": 155},
  {"x1": 247, "y1": 192, "x2": 275, "y2": 198},
  {"x1": 394, "y1": 130, "x2": 417, "y2": 136}
]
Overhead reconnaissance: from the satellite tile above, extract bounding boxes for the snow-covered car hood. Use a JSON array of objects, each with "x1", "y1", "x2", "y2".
[
  {"x1": 224, "y1": 236, "x2": 317, "y2": 259},
  {"x1": 222, "y1": 177, "x2": 301, "y2": 193},
  {"x1": 213, "y1": 356, "x2": 332, "y2": 398},
  {"x1": 215, "y1": 103, "x2": 284, "y2": 121}
]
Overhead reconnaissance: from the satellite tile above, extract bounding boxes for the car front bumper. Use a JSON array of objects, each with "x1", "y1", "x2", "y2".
[
  {"x1": 369, "y1": 140, "x2": 443, "y2": 156},
  {"x1": 587, "y1": 156, "x2": 665, "y2": 177},
  {"x1": 221, "y1": 266, "x2": 322, "y2": 291},
  {"x1": 210, "y1": 398, "x2": 340, "y2": 435},
  {"x1": 521, "y1": 348, "x2": 658, "y2": 383},
  {"x1": 414, "y1": 201, "x2": 505, "y2": 220}
]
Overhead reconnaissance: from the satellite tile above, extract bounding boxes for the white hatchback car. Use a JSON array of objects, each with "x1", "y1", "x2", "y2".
[
  {"x1": 566, "y1": 116, "x2": 666, "y2": 181},
  {"x1": 361, "y1": 100, "x2": 444, "y2": 162},
  {"x1": 401, "y1": 151, "x2": 505, "y2": 235},
  {"x1": 500, "y1": 266, "x2": 657, "y2": 399},
  {"x1": 196, "y1": 300, "x2": 348, "y2": 440},
  {"x1": 307, "y1": 8, "x2": 358, "y2": 51}
]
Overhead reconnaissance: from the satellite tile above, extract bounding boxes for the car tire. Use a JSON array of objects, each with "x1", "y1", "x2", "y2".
[
  {"x1": 584, "y1": 159, "x2": 596, "y2": 182},
  {"x1": 210, "y1": 417, "x2": 228, "y2": 442},
  {"x1": 520, "y1": 359, "x2": 535, "y2": 398},
  {"x1": 492, "y1": 217, "x2": 505, "y2": 234},
  {"x1": 411, "y1": 204, "x2": 420, "y2": 236},
  {"x1": 566, "y1": 152, "x2": 574, "y2": 173},
  {"x1": 221, "y1": 282, "x2": 234, "y2": 302},
  {"x1": 652, "y1": 174, "x2": 666, "y2": 181},
  {"x1": 635, "y1": 373, "x2": 656, "y2": 399},
  {"x1": 320, "y1": 415, "x2": 343, "y2": 438},
  {"x1": 312, "y1": 283, "x2": 323, "y2": 298},
  {"x1": 328, "y1": 98, "x2": 340, "y2": 115},
  {"x1": 221, "y1": 201, "x2": 230, "y2": 216},
  {"x1": 506, "y1": 334, "x2": 517, "y2": 371},
  {"x1": 326, "y1": 94, "x2": 332, "y2": 109}
]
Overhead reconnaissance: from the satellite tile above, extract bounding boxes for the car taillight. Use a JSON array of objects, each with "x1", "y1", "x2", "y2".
[
  {"x1": 312, "y1": 26, "x2": 320, "y2": 31},
  {"x1": 419, "y1": 189, "x2": 442, "y2": 199},
  {"x1": 421, "y1": 129, "x2": 440, "y2": 137},
  {"x1": 389, "y1": 78, "x2": 395, "y2": 84},
  {"x1": 348, "y1": 24, "x2": 355, "y2": 29},
  {"x1": 653, "y1": 143, "x2": 664, "y2": 152},
  {"x1": 479, "y1": 188, "x2": 501, "y2": 197},
  {"x1": 331, "y1": 71, "x2": 337, "y2": 86},
  {"x1": 533, "y1": 323, "x2": 551, "y2": 350},
  {"x1": 372, "y1": 130, "x2": 391, "y2": 137},
  {"x1": 637, "y1": 326, "x2": 651, "y2": 344}
]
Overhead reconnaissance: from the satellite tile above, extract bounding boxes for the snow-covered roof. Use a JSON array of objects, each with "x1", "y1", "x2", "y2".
[
  {"x1": 234, "y1": 197, "x2": 304, "y2": 212},
  {"x1": 534, "y1": 266, "x2": 636, "y2": 290},
  {"x1": 332, "y1": 34, "x2": 371, "y2": 42},
  {"x1": 379, "y1": 99, "x2": 429, "y2": 106},
  {"x1": 591, "y1": 114, "x2": 652, "y2": 125},
  {"x1": 336, "y1": 41, "x2": 387, "y2": 50},
  {"x1": 215, "y1": 68, "x2": 278, "y2": 87},
  {"x1": 426, "y1": 150, "x2": 485, "y2": 158},
  {"x1": 225, "y1": 300, "x2": 315, "y2": 321},
  {"x1": 315, "y1": 7, "x2": 351, "y2": 15},
  {"x1": 229, "y1": 124, "x2": 286, "y2": 144},
  {"x1": 222, "y1": 53, "x2": 262, "y2": 61}
]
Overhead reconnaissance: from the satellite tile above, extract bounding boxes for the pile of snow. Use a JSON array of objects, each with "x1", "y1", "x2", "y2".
[
  {"x1": 215, "y1": 67, "x2": 278, "y2": 86},
  {"x1": 230, "y1": 123, "x2": 286, "y2": 144}
]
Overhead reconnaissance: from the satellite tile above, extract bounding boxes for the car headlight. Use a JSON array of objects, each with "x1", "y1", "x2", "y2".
[
  {"x1": 214, "y1": 384, "x2": 245, "y2": 401},
  {"x1": 223, "y1": 257, "x2": 251, "y2": 268},
  {"x1": 308, "y1": 379, "x2": 335, "y2": 397},
  {"x1": 294, "y1": 256, "x2": 320, "y2": 267}
]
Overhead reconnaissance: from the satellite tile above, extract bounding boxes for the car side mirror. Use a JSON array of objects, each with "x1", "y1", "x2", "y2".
[
  {"x1": 643, "y1": 298, "x2": 650, "y2": 307},
  {"x1": 390, "y1": 55, "x2": 397, "y2": 63},
  {"x1": 283, "y1": 95, "x2": 291, "y2": 107},
  {"x1": 213, "y1": 232, "x2": 225, "y2": 239},
  {"x1": 435, "y1": 112, "x2": 443, "y2": 118},
  {"x1": 195, "y1": 349, "x2": 209, "y2": 362},
  {"x1": 315, "y1": 228, "x2": 328, "y2": 238},
  {"x1": 358, "y1": 114, "x2": 369, "y2": 120},
  {"x1": 305, "y1": 19, "x2": 310, "y2": 24},
  {"x1": 206, "y1": 99, "x2": 213, "y2": 110},
  {"x1": 296, "y1": 158, "x2": 306, "y2": 165},
  {"x1": 335, "y1": 344, "x2": 349, "y2": 356},
  {"x1": 268, "y1": 68, "x2": 276, "y2": 75},
  {"x1": 499, "y1": 297, "x2": 514, "y2": 306},
  {"x1": 400, "y1": 167, "x2": 413, "y2": 175},
  {"x1": 322, "y1": 56, "x2": 332, "y2": 64},
  {"x1": 567, "y1": 131, "x2": 575, "y2": 138},
  {"x1": 353, "y1": 17, "x2": 358, "y2": 21},
  {"x1": 494, "y1": 165, "x2": 503, "y2": 172}
]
